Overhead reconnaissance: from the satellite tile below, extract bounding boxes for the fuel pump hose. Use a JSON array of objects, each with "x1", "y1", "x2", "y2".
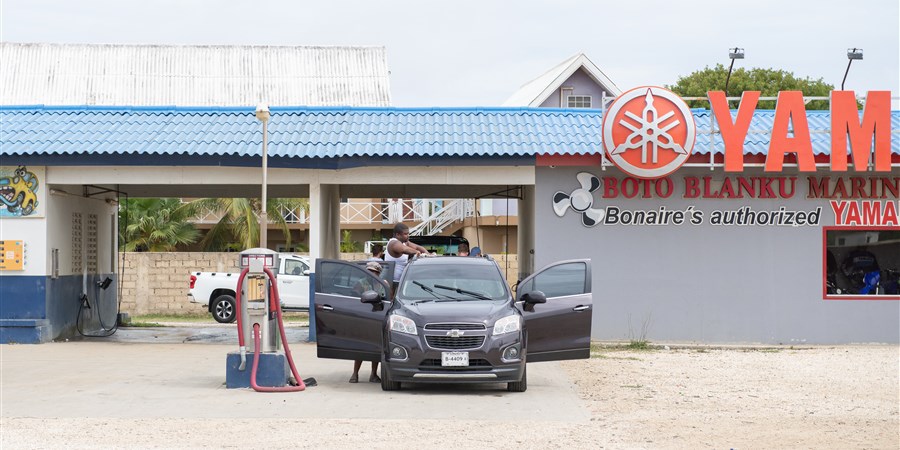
[{"x1": 234, "y1": 268, "x2": 250, "y2": 370}]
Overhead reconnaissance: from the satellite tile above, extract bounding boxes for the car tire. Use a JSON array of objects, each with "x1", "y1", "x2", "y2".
[
  {"x1": 507, "y1": 365, "x2": 527, "y2": 392},
  {"x1": 380, "y1": 360, "x2": 400, "y2": 391},
  {"x1": 211, "y1": 295, "x2": 236, "y2": 324}
]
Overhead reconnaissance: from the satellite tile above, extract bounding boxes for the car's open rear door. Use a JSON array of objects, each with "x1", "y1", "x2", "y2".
[
  {"x1": 314, "y1": 259, "x2": 392, "y2": 361},
  {"x1": 516, "y1": 259, "x2": 592, "y2": 362}
]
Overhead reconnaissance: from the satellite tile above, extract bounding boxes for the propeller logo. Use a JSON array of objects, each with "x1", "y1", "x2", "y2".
[
  {"x1": 553, "y1": 172, "x2": 604, "y2": 227},
  {"x1": 602, "y1": 86, "x2": 696, "y2": 179}
]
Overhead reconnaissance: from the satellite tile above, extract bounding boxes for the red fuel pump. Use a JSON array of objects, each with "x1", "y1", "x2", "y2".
[{"x1": 234, "y1": 251, "x2": 306, "y2": 392}]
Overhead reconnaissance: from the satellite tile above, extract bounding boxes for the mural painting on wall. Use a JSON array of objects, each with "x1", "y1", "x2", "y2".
[{"x1": 0, "y1": 166, "x2": 43, "y2": 218}]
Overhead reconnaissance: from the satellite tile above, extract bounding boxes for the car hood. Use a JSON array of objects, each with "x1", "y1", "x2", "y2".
[{"x1": 399, "y1": 300, "x2": 513, "y2": 325}]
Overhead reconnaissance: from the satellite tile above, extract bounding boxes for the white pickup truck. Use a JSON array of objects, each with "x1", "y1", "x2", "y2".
[{"x1": 188, "y1": 254, "x2": 311, "y2": 323}]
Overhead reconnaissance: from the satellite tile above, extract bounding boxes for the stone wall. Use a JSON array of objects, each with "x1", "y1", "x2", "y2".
[{"x1": 119, "y1": 252, "x2": 518, "y2": 316}]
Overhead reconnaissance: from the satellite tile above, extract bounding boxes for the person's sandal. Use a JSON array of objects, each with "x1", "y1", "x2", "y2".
[
  {"x1": 369, "y1": 374, "x2": 381, "y2": 383},
  {"x1": 349, "y1": 374, "x2": 358, "y2": 383}
]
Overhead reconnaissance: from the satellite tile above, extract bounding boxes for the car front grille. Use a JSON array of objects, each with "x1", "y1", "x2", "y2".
[
  {"x1": 419, "y1": 358, "x2": 493, "y2": 370},
  {"x1": 424, "y1": 323, "x2": 486, "y2": 331},
  {"x1": 425, "y1": 335, "x2": 485, "y2": 349}
]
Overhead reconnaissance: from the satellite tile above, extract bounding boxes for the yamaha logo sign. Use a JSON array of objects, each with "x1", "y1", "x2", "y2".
[{"x1": 602, "y1": 86, "x2": 697, "y2": 180}]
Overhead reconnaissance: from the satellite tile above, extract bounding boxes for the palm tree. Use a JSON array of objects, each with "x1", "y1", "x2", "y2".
[
  {"x1": 185, "y1": 197, "x2": 308, "y2": 251},
  {"x1": 119, "y1": 198, "x2": 201, "y2": 251}
]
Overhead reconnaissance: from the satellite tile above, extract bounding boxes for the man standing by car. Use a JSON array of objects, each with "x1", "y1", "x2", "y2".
[{"x1": 385, "y1": 223, "x2": 430, "y2": 292}]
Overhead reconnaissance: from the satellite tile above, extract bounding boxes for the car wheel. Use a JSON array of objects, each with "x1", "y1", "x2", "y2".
[
  {"x1": 380, "y1": 360, "x2": 400, "y2": 391},
  {"x1": 507, "y1": 365, "x2": 527, "y2": 392},
  {"x1": 211, "y1": 295, "x2": 236, "y2": 324}
]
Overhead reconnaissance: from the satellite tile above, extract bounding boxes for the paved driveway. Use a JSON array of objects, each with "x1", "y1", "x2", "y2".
[
  {"x1": 97, "y1": 323, "x2": 310, "y2": 344},
  {"x1": 2, "y1": 332, "x2": 589, "y2": 422}
]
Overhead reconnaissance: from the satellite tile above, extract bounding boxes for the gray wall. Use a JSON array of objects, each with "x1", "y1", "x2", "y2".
[{"x1": 535, "y1": 166, "x2": 899, "y2": 344}]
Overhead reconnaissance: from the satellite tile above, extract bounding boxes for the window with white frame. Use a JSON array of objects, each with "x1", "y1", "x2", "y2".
[{"x1": 567, "y1": 95, "x2": 592, "y2": 108}]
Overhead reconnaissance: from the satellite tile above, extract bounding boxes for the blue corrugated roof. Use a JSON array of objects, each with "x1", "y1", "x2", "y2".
[{"x1": 1, "y1": 106, "x2": 898, "y2": 160}]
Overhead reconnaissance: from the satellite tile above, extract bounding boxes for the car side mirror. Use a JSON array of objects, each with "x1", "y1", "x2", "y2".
[
  {"x1": 360, "y1": 290, "x2": 381, "y2": 304},
  {"x1": 302, "y1": 270, "x2": 310, "y2": 276},
  {"x1": 521, "y1": 291, "x2": 547, "y2": 312}
]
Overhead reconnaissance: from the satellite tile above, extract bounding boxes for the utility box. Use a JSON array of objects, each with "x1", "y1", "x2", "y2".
[{"x1": 225, "y1": 351, "x2": 290, "y2": 389}]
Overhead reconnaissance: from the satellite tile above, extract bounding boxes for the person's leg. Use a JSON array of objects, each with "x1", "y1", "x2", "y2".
[
  {"x1": 350, "y1": 360, "x2": 362, "y2": 383},
  {"x1": 369, "y1": 361, "x2": 381, "y2": 382}
]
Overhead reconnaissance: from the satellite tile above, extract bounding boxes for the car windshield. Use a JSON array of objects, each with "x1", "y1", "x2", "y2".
[{"x1": 399, "y1": 263, "x2": 508, "y2": 301}]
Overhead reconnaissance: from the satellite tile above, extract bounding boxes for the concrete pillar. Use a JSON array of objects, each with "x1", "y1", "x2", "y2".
[
  {"x1": 307, "y1": 182, "x2": 340, "y2": 343},
  {"x1": 517, "y1": 185, "x2": 535, "y2": 283},
  {"x1": 308, "y1": 183, "x2": 341, "y2": 261},
  {"x1": 322, "y1": 184, "x2": 340, "y2": 259}
]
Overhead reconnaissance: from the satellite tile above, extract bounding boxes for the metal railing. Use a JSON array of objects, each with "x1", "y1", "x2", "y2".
[{"x1": 191, "y1": 199, "x2": 472, "y2": 235}]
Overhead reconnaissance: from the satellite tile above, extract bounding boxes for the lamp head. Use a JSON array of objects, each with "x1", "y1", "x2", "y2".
[
  {"x1": 847, "y1": 48, "x2": 863, "y2": 60},
  {"x1": 97, "y1": 277, "x2": 113, "y2": 290},
  {"x1": 728, "y1": 48, "x2": 745, "y2": 60},
  {"x1": 255, "y1": 104, "x2": 270, "y2": 122}
]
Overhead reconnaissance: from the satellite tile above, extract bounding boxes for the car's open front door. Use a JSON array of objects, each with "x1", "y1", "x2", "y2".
[
  {"x1": 314, "y1": 259, "x2": 393, "y2": 361},
  {"x1": 516, "y1": 259, "x2": 592, "y2": 362}
]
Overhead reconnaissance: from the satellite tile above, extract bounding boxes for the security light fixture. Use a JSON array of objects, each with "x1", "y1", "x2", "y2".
[
  {"x1": 842, "y1": 48, "x2": 863, "y2": 90},
  {"x1": 255, "y1": 104, "x2": 271, "y2": 122},
  {"x1": 256, "y1": 104, "x2": 270, "y2": 249},
  {"x1": 724, "y1": 47, "x2": 744, "y2": 98},
  {"x1": 97, "y1": 276, "x2": 113, "y2": 290}
]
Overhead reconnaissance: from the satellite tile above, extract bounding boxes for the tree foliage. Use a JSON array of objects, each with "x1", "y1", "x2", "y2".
[
  {"x1": 339, "y1": 229, "x2": 361, "y2": 253},
  {"x1": 119, "y1": 198, "x2": 200, "y2": 252},
  {"x1": 667, "y1": 64, "x2": 834, "y2": 110},
  {"x1": 184, "y1": 197, "x2": 308, "y2": 251}
]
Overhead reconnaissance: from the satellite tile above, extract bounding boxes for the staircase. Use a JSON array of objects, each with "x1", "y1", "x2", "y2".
[{"x1": 409, "y1": 199, "x2": 475, "y2": 236}]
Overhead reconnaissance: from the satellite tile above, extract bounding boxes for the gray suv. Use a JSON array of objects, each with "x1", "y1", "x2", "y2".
[{"x1": 314, "y1": 256, "x2": 592, "y2": 392}]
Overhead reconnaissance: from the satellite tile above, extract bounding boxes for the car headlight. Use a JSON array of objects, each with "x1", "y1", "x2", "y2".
[
  {"x1": 389, "y1": 314, "x2": 417, "y2": 335},
  {"x1": 492, "y1": 314, "x2": 521, "y2": 335}
]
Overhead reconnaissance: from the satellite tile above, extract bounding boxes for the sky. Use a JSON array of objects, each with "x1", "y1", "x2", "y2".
[{"x1": 1, "y1": 0, "x2": 898, "y2": 107}]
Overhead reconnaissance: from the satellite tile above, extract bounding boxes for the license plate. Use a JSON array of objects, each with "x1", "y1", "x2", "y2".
[{"x1": 441, "y1": 351, "x2": 469, "y2": 367}]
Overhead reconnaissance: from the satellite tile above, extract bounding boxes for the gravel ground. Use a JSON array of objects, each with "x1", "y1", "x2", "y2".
[
  {"x1": 2, "y1": 344, "x2": 897, "y2": 449},
  {"x1": 561, "y1": 345, "x2": 899, "y2": 449}
]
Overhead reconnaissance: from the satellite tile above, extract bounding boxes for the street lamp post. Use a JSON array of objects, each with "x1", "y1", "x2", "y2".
[
  {"x1": 842, "y1": 48, "x2": 863, "y2": 91},
  {"x1": 255, "y1": 104, "x2": 270, "y2": 249},
  {"x1": 724, "y1": 47, "x2": 744, "y2": 99}
]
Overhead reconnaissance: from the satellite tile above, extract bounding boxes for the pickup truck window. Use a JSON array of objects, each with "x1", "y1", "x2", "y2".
[{"x1": 284, "y1": 259, "x2": 309, "y2": 276}]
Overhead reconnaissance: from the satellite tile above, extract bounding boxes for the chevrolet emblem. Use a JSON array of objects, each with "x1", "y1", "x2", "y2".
[{"x1": 446, "y1": 329, "x2": 464, "y2": 338}]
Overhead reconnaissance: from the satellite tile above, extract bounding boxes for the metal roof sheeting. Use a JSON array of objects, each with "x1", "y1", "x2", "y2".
[
  {"x1": 0, "y1": 43, "x2": 392, "y2": 107},
  {"x1": 1, "y1": 106, "x2": 897, "y2": 159}
]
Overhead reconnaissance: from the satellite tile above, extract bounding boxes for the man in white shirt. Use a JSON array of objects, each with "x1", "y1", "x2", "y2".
[{"x1": 384, "y1": 223, "x2": 430, "y2": 292}]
